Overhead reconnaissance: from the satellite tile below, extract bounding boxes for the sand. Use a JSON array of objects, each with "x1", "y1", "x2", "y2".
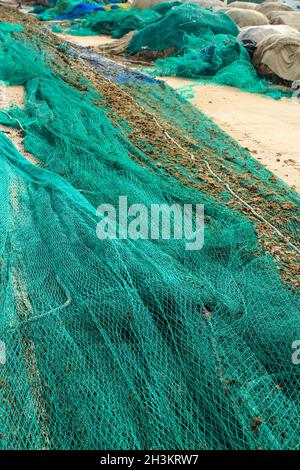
[
  {"x1": 54, "y1": 32, "x2": 117, "y2": 48},
  {"x1": 164, "y1": 77, "x2": 300, "y2": 192}
]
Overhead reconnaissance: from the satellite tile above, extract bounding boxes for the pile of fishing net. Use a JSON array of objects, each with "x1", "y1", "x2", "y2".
[
  {"x1": 56, "y1": 1, "x2": 182, "y2": 37},
  {"x1": 151, "y1": 33, "x2": 273, "y2": 92},
  {"x1": 127, "y1": 3, "x2": 239, "y2": 52},
  {"x1": 0, "y1": 21, "x2": 300, "y2": 450},
  {"x1": 107, "y1": 3, "x2": 291, "y2": 96},
  {"x1": 65, "y1": 3, "x2": 239, "y2": 49},
  {"x1": 157, "y1": 30, "x2": 300, "y2": 87},
  {"x1": 225, "y1": 8, "x2": 269, "y2": 27}
]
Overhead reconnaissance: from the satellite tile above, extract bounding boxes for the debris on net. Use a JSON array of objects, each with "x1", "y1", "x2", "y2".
[{"x1": 0, "y1": 21, "x2": 299, "y2": 450}]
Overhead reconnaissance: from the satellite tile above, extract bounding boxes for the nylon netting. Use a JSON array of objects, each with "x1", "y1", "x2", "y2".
[
  {"x1": 53, "y1": 3, "x2": 292, "y2": 97},
  {"x1": 0, "y1": 21, "x2": 299, "y2": 450}
]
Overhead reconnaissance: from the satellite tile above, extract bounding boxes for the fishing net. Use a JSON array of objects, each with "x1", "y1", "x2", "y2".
[
  {"x1": 150, "y1": 33, "x2": 290, "y2": 97},
  {"x1": 0, "y1": 20, "x2": 300, "y2": 451},
  {"x1": 67, "y1": 7, "x2": 162, "y2": 38},
  {"x1": 123, "y1": 4, "x2": 290, "y2": 96},
  {"x1": 127, "y1": 3, "x2": 239, "y2": 53},
  {"x1": 54, "y1": 2, "x2": 293, "y2": 96},
  {"x1": 54, "y1": 2, "x2": 179, "y2": 37},
  {"x1": 35, "y1": 0, "x2": 92, "y2": 20},
  {"x1": 52, "y1": 3, "x2": 238, "y2": 41}
]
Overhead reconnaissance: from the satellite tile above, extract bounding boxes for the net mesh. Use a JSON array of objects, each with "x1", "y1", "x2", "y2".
[
  {"x1": 0, "y1": 19, "x2": 299, "y2": 450},
  {"x1": 150, "y1": 34, "x2": 288, "y2": 97},
  {"x1": 35, "y1": 0, "x2": 129, "y2": 21},
  {"x1": 127, "y1": 4, "x2": 240, "y2": 53},
  {"x1": 70, "y1": 7, "x2": 162, "y2": 38},
  {"x1": 55, "y1": 3, "x2": 292, "y2": 97}
]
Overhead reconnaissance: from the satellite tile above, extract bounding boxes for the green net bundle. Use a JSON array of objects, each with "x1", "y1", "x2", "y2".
[
  {"x1": 0, "y1": 22, "x2": 299, "y2": 450},
  {"x1": 50, "y1": 3, "x2": 238, "y2": 43},
  {"x1": 127, "y1": 3, "x2": 239, "y2": 53},
  {"x1": 70, "y1": 7, "x2": 162, "y2": 38},
  {"x1": 35, "y1": 0, "x2": 129, "y2": 21}
]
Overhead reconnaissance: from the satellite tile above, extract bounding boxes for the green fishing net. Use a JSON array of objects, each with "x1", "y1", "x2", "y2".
[
  {"x1": 50, "y1": 3, "x2": 239, "y2": 44},
  {"x1": 0, "y1": 22, "x2": 299, "y2": 451},
  {"x1": 35, "y1": 0, "x2": 130, "y2": 21},
  {"x1": 51, "y1": 2, "x2": 180, "y2": 37},
  {"x1": 151, "y1": 33, "x2": 288, "y2": 98}
]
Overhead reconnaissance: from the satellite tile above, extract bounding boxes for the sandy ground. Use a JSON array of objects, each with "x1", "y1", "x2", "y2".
[{"x1": 53, "y1": 32, "x2": 300, "y2": 192}]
